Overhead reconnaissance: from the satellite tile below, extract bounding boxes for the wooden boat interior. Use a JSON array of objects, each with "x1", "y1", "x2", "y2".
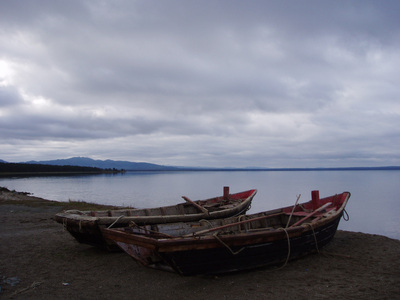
[
  {"x1": 119, "y1": 192, "x2": 348, "y2": 239},
  {"x1": 69, "y1": 189, "x2": 253, "y2": 218}
]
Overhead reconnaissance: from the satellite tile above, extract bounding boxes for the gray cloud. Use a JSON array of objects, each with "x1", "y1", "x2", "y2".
[{"x1": 0, "y1": 0, "x2": 399, "y2": 167}]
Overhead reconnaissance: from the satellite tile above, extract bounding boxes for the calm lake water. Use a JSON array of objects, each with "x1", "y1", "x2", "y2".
[{"x1": 1, "y1": 170, "x2": 399, "y2": 240}]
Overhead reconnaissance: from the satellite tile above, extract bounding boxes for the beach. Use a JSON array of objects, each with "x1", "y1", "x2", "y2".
[{"x1": 1, "y1": 188, "x2": 399, "y2": 299}]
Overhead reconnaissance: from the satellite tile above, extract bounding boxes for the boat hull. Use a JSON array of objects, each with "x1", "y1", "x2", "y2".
[
  {"x1": 56, "y1": 188, "x2": 257, "y2": 251},
  {"x1": 159, "y1": 214, "x2": 342, "y2": 275},
  {"x1": 103, "y1": 191, "x2": 350, "y2": 275}
]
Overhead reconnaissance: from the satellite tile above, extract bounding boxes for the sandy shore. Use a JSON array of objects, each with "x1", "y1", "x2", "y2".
[{"x1": 1, "y1": 188, "x2": 399, "y2": 299}]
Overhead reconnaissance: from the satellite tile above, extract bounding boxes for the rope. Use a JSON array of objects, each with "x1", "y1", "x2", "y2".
[
  {"x1": 308, "y1": 223, "x2": 320, "y2": 253},
  {"x1": 205, "y1": 220, "x2": 292, "y2": 268},
  {"x1": 212, "y1": 232, "x2": 245, "y2": 255},
  {"x1": 237, "y1": 215, "x2": 247, "y2": 232},
  {"x1": 238, "y1": 227, "x2": 292, "y2": 273},
  {"x1": 276, "y1": 227, "x2": 291, "y2": 269},
  {"x1": 203, "y1": 224, "x2": 293, "y2": 270},
  {"x1": 299, "y1": 204, "x2": 308, "y2": 211},
  {"x1": 246, "y1": 202, "x2": 251, "y2": 212},
  {"x1": 199, "y1": 219, "x2": 214, "y2": 227},
  {"x1": 274, "y1": 223, "x2": 319, "y2": 271},
  {"x1": 286, "y1": 194, "x2": 301, "y2": 228},
  {"x1": 237, "y1": 215, "x2": 246, "y2": 222},
  {"x1": 342, "y1": 209, "x2": 349, "y2": 221},
  {"x1": 107, "y1": 215, "x2": 124, "y2": 228}
]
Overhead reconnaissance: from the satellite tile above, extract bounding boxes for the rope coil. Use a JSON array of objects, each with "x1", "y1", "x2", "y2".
[{"x1": 342, "y1": 209, "x2": 349, "y2": 221}]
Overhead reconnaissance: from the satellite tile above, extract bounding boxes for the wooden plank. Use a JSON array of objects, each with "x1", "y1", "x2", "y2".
[
  {"x1": 182, "y1": 196, "x2": 209, "y2": 215},
  {"x1": 289, "y1": 202, "x2": 332, "y2": 228},
  {"x1": 186, "y1": 212, "x2": 284, "y2": 237}
]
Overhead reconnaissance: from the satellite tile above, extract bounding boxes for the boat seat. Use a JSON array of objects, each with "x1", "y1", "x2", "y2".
[
  {"x1": 203, "y1": 202, "x2": 222, "y2": 208},
  {"x1": 288, "y1": 211, "x2": 312, "y2": 216},
  {"x1": 287, "y1": 207, "x2": 335, "y2": 217},
  {"x1": 218, "y1": 204, "x2": 235, "y2": 209}
]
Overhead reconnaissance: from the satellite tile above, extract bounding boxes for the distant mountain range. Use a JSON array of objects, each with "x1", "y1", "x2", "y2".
[
  {"x1": 1, "y1": 157, "x2": 400, "y2": 172},
  {"x1": 23, "y1": 157, "x2": 180, "y2": 171}
]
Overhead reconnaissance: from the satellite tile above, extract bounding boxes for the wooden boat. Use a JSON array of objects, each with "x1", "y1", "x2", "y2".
[
  {"x1": 102, "y1": 191, "x2": 350, "y2": 275},
  {"x1": 55, "y1": 187, "x2": 257, "y2": 251}
]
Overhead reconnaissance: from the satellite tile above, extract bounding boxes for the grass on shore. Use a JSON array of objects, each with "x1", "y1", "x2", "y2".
[{"x1": 0, "y1": 187, "x2": 132, "y2": 211}]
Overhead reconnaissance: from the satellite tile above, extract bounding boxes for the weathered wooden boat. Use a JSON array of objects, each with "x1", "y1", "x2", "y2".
[
  {"x1": 102, "y1": 191, "x2": 350, "y2": 275},
  {"x1": 55, "y1": 187, "x2": 257, "y2": 251}
]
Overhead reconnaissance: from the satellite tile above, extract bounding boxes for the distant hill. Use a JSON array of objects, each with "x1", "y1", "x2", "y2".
[
  {"x1": 2, "y1": 157, "x2": 400, "y2": 172},
  {"x1": 0, "y1": 161, "x2": 110, "y2": 174},
  {"x1": 24, "y1": 157, "x2": 179, "y2": 171}
]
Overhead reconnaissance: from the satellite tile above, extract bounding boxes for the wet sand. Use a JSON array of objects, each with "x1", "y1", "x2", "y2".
[{"x1": 1, "y1": 188, "x2": 399, "y2": 299}]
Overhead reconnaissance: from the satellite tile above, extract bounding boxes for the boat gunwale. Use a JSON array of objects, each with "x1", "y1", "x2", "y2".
[
  {"x1": 54, "y1": 189, "x2": 257, "y2": 225},
  {"x1": 102, "y1": 192, "x2": 350, "y2": 252}
]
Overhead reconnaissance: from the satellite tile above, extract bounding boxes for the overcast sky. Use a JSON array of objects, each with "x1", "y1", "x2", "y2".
[{"x1": 1, "y1": 1, "x2": 399, "y2": 168}]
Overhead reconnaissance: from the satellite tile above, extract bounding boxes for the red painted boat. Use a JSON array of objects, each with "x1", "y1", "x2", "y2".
[
  {"x1": 55, "y1": 187, "x2": 257, "y2": 251},
  {"x1": 102, "y1": 191, "x2": 350, "y2": 275}
]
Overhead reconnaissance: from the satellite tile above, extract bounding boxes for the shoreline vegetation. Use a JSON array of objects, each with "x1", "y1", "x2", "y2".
[
  {"x1": 0, "y1": 162, "x2": 126, "y2": 176},
  {"x1": 0, "y1": 187, "x2": 399, "y2": 299},
  {"x1": 1, "y1": 160, "x2": 400, "y2": 177}
]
